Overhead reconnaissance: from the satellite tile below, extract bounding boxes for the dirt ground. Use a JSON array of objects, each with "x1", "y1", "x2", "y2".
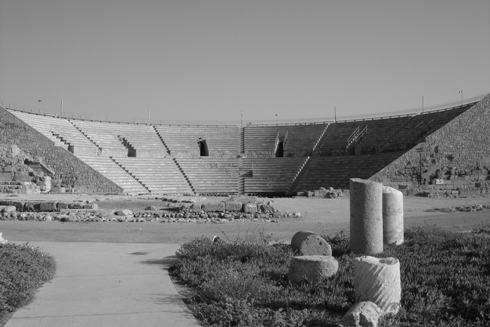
[{"x1": 1, "y1": 193, "x2": 489, "y2": 244}]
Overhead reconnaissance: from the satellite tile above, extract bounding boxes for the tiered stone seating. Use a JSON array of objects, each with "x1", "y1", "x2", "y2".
[
  {"x1": 175, "y1": 158, "x2": 239, "y2": 194},
  {"x1": 113, "y1": 157, "x2": 192, "y2": 194},
  {"x1": 337, "y1": 152, "x2": 405, "y2": 188},
  {"x1": 292, "y1": 156, "x2": 368, "y2": 192},
  {"x1": 314, "y1": 122, "x2": 362, "y2": 155},
  {"x1": 155, "y1": 125, "x2": 239, "y2": 158},
  {"x1": 76, "y1": 155, "x2": 148, "y2": 194},
  {"x1": 382, "y1": 104, "x2": 473, "y2": 152},
  {"x1": 243, "y1": 124, "x2": 327, "y2": 157},
  {"x1": 242, "y1": 157, "x2": 307, "y2": 194},
  {"x1": 355, "y1": 116, "x2": 411, "y2": 153},
  {"x1": 243, "y1": 126, "x2": 278, "y2": 157},
  {"x1": 8, "y1": 110, "x2": 99, "y2": 154},
  {"x1": 70, "y1": 120, "x2": 129, "y2": 156},
  {"x1": 118, "y1": 127, "x2": 167, "y2": 158}
]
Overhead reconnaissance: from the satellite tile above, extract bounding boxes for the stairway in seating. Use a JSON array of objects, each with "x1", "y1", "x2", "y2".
[
  {"x1": 76, "y1": 155, "x2": 148, "y2": 194},
  {"x1": 240, "y1": 128, "x2": 245, "y2": 154},
  {"x1": 153, "y1": 126, "x2": 171, "y2": 155},
  {"x1": 113, "y1": 157, "x2": 193, "y2": 194},
  {"x1": 287, "y1": 157, "x2": 311, "y2": 195},
  {"x1": 172, "y1": 158, "x2": 195, "y2": 194},
  {"x1": 312, "y1": 124, "x2": 330, "y2": 153}
]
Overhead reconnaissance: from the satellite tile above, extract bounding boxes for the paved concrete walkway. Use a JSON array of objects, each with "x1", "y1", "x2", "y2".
[{"x1": 5, "y1": 242, "x2": 200, "y2": 327}]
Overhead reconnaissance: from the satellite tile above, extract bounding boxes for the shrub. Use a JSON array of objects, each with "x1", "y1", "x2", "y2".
[
  {"x1": 0, "y1": 243, "x2": 56, "y2": 319},
  {"x1": 171, "y1": 226, "x2": 490, "y2": 326}
]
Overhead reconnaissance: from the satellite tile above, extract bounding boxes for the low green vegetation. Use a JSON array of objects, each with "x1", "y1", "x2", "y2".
[
  {"x1": 0, "y1": 243, "x2": 56, "y2": 323},
  {"x1": 171, "y1": 226, "x2": 490, "y2": 326}
]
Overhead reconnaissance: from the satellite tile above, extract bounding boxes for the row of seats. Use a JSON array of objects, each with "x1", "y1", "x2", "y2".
[
  {"x1": 114, "y1": 158, "x2": 193, "y2": 194},
  {"x1": 76, "y1": 155, "x2": 148, "y2": 194},
  {"x1": 155, "y1": 125, "x2": 239, "y2": 157},
  {"x1": 243, "y1": 124, "x2": 328, "y2": 156},
  {"x1": 242, "y1": 157, "x2": 307, "y2": 194},
  {"x1": 9, "y1": 111, "x2": 99, "y2": 154},
  {"x1": 175, "y1": 158, "x2": 239, "y2": 194}
]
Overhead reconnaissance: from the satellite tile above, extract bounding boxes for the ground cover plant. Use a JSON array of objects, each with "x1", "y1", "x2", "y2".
[
  {"x1": 0, "y1": 243, "x2": 56, "y2": 324},
  {"x1": 171, "y1": 226, "x2": 490, "y2": 327}
]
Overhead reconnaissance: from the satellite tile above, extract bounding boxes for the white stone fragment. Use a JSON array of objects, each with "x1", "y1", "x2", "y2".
[
  {"x1": 354, "y1": 256, "x2": 401, "y2": 315},
  {"x1": 341, "y1": 301, "x2": 382, "y2": 327}
]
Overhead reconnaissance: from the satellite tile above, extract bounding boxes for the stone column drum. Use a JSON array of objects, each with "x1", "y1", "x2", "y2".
[
  {"x1": 288, "y1": 255, "x2": 338, "y2": 283},
  {"x1": 382, "y1": 186, "x2": 404, "y2": 245},
  {"x1": 350, "y1": 178, "x2": 383, "y2": 255},
  {"x1": 291, "y1": 230, "x2": 332, "y2": 256},
  {"x1": 353, "y1": 256, "x2": 401, "y2": 315}
]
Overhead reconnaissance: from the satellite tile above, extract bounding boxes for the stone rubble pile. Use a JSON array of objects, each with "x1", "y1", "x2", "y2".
[
  {"x1": 0, "y1": 198, "x2": 302, "y2": 224},
  {"x1": 296, "y1": 187, "x2": 343, "y2": 198},
  {"x1": 426, "y1": 203, "x2": 490, "y2": 213}
]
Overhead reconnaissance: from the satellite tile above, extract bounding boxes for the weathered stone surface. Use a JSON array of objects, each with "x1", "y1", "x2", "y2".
[
  {"x1": 291, "y1": 231, "x2": 332, "y2": 256},
  {"x1": 2, "y1": 206, "x2": 16, "y2": 213},
  {"x1": 202, "y1": 202, "x2": 225, "y2": 212},
  {"x1": 382, "y1": 186, "x2": 404, "y2": 245},
  {"x1": 350, "y1": 179, "x2": 383, "y2": 255},
  {"x1": 116, "y1": 209, "x2": 133, "y2": 216},
  {"x1": 371, "y1": 95, "x2": 490, "y2": 194},
  {"x1": 288, "y1": 255, "x2": 338, "y2": 283},
  {"x1": 58, "y1": 202, "x2": 69, "y2": 209},
  {"x1": 82, "y1": 203, "x2": 98, "y2": 210},
  {"x1": 40, "y1": 202, "x2": 58, "y2": 212},
  {"x1": 354, "y1": 256, "x2": 401, "y2": 315},
  {"x1": 0, "y1": 107, "x2": 123, "y2": 194},
  {"x1": 341, "y1": 301, "x2": 382, "y2": 327},
  {"x1": 190, "y1": 203, "x2": 202, "y2": 212},
  {"x1": 243, "y1": 203, "x2": 258, "y2": 213},
  {"x1": 225, "y1": 201, "x2": 242, "y2": 212}
]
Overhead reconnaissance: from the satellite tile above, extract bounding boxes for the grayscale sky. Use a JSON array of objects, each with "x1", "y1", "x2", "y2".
[{"x1": 0, "y1": 0, "x2": 489, "y2": 123}]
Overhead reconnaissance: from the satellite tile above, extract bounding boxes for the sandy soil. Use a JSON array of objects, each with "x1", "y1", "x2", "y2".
[{"x1": 1, "y1": 194, "x2": 489, "y2": 244}]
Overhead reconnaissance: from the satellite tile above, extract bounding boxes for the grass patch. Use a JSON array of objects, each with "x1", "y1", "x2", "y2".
[
  {"x1": 171, "y1": 226, "x2": 490, "y2": 326},
  {"x1": 0, "y1": 243, "x2": 56, "y2": 324}
]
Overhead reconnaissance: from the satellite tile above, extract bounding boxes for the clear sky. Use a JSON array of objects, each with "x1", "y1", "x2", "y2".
[{"x1": 1, "y1": 0, "x2": 489, "y2": 124}]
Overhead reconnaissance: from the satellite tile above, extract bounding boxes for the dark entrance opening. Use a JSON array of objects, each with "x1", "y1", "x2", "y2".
[
  {"x1": 198, "y1": 138, "x2": 209, "y2": 156},
  {"x1": 275, "y1": 141, "x2": 284, "y2": 157}
]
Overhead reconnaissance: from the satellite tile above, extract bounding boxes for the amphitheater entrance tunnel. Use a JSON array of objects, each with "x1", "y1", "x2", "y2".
[
  {"x1": 198, "y1": 138, "x2": 209, "y2": 156},
  {"x1": 275, "y1": 140, "x2": 284, "y2": 157}
]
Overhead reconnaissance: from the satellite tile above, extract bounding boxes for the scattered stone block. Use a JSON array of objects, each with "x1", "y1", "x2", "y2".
[
  {"x1": 82, "y1": 203, "x2": 98, "y2": 210},
  {"x1": 58, "y1": 202, "x2": 69, "y2": 209},
  {"x1": 191, "y1": 203, "x2": 202, "y2": 212},
  {"x1": 0, "y1": 233, "x2": 7, "y2": 244},
  {"x1": 341, "y1": 301, "x2": 382, "y2": 327},
  {"x1": 225, "y1": 201, "x2": 242, "y2": 212},
  {"x1": 2, "y1": 206, "x2": 16, "y2": 213},
  {"x1": 116, "y1": 209, "x2": 133, "y2": 216},
  {"x1": 40, "y1": 202, "x2": 58, "y2": 212},
  {"x1": 354, "y1": 256, "x2": 401, "y2": 315},
  {"x1": 145, "y1": 206, "x2": 156, "y2": 210},
  {"x1": 288, "y1": 255, "x2": 338, "y2": 283},
  {"x1": 291, "y1": 231, "x2": 332, "y2": 256},
  {"x1": 202, "y1": 202, "x2": 225, "y2": 212},
  {"x1": 243, "y1": 203, "x2": 257, "y2": 213}
]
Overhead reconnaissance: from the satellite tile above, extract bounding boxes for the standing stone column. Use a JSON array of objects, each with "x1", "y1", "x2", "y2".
[
  {"x1": 350, "y1": 178, "x2": 383, "y2": 255},
  {"x1": 382, "y1": 186, "x2": 404, "y2": 245},
  {"x1": 353, "y1": 256, "x2": 401, "y2": 315}
]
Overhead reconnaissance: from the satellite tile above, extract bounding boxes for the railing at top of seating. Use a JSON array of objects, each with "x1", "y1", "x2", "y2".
[{"x1": 1, "y1": 93, "x2": 487, "y2": 127}]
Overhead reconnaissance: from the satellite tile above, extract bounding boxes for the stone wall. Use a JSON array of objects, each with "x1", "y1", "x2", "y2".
[
  {"x1": 371, "y1": 95, "x2": 490, "y2": 196},
  {"x1": 0, "y1": 107, "x2": 123, "y2": 194}
]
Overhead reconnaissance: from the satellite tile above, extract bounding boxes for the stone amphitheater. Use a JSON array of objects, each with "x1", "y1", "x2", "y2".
[{"x1": 0, "y1": 94, "x2": 489, "y2": 198}]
